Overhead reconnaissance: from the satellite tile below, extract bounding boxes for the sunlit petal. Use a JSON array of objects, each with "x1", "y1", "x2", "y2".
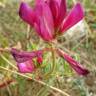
[
  {"x1": 34, "y1": 3, "x2": 54, "y2": 41},
  {"x1": 19, "y1": 2, "x2": 35, "y2": 26},
  {"x1": 57, "y1": 49, "x2": 89, "y2": 76},
  {"x1": 17, "y1": 60, "x2": 35, "y2": 73},
  {"x1": 60, "y1": 3, "x2": 84, "y2": 33}
]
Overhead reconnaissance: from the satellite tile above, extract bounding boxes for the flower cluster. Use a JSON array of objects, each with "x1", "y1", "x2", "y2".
[
  {"x1": 11, "y1": 0, "x2": 89, "y2": 76},
  {"x1": 19, "y1": 0, "x2": 84, "y2": 41},
  {"x1": 11, "y1": 48, "x2": 43, "y2": 73}
]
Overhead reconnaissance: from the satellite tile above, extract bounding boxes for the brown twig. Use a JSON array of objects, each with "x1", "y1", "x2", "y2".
[
  {"x1": 0, "y1": 66, "x2": 70, "y2": 96},
  {"x1": 0, "y1": 47, "x2": 55, "y2": 53},
  {"x1": 0, "y1": 48, "x2": 11, "y2": 53},
  {"x1": 0, "y1": 79, "x2": 15, "y2": 88}
]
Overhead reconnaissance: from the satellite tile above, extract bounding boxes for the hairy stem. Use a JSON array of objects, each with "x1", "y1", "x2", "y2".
[
  {"x1": 44, "y1": 43, "x2": 56, "y2": 79},
  {"x1": 51, "y1": 44, "x2": 56, "y2": 74}
]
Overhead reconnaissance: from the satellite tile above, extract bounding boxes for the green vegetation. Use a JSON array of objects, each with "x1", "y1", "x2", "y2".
[{"x1": 0, "y1": 0, "x2": 96, "y2": 96}]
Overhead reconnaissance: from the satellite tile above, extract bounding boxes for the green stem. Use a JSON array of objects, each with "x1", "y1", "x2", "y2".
[
  {"x1": 44, "y1": 43, "x2": 56, "y2": 79},
  {"x1": 51, "y1": 44, "x2": 56, "y2": 74}
]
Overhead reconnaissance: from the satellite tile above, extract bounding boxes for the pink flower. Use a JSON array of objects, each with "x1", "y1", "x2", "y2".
[
  {"x1": 17, "y1": 60, "x2": 35, "y2": 73},
  {"x1": 57, "y1": 49, "x2": 89, "y2": 76},
  {"x1": 11, "y1": 48, "x2": 43, "y2": 73},
  {"x1": 60, "y1": 3, "x2": 84, "y2": 33},
  {"x1": 18, "y1": 1, "x2": 89, "y2": 76},
  {"x1": 19, "y1": 0, "x2": 84, "y2": 41},
  {"x1": 19, "y1": 1, "x2": 54, "y2": 41}
]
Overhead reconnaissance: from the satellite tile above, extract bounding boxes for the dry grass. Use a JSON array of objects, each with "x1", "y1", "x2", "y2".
[{"x1": 0, "y1": 0, "x2": 96, "y2": 96}]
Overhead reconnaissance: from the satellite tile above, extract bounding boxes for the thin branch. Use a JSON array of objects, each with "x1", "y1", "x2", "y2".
[
  {"x1": 0, "y1": 48, "x2": 10, "y2": 52},
  {"x1": 0, "y1": 66, "x2": 70, "y2": 96},
  {"x1": 0, "y1": 54, "x2": 18, "y2": 70},
  {"x1": 4, "y1": 79, "x2": 12, "y2": 96},
  {"x1": 0, "y1": 79, "x2": 15, "y2": 88}
]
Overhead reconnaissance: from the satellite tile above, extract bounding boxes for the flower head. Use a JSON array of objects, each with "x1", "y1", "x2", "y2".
[
  {"x1": 19, "y1": 0, "x2": 84, "y2": 41},
  {"x1": 57, "y1": 49, "x2": 89, "y2": 76},
  {"x1": 18, "y1": 1, "x2": 89, "y2": 76},
  {"x1": 11, "y1": 48, "x2": 43, "y2": 73}
]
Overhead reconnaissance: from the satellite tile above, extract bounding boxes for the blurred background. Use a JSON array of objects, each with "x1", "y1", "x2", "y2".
[{"x1": 0, "y1": 0, "x2": 96, "y2": 96}]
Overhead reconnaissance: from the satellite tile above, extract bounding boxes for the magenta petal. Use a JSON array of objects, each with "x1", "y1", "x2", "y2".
[
  {"x1": 17, "y1": 60, "x2": 35, "y2": 73},
  {"x1": 36, "y1": 0, "x2": 42, "y2": 3},
  {"x1": 11, "y1": 48, "x2": 43, "y2": 63},
  {"x1": 34, "y1": 3, "x2": 54, "y2": 41},
  {"x1": 55, "y1": 0, "x2": 67, "y2": 28},
  {"x1": 35, "y1": 0, "x2": 44, "y2": 5},
  {"x1": 48, "y1": 0, "x2": 67, "y2": 28},
  {"x1": 60, "y1": 3, "x2": 84, "y2": 33},
  {"x1": 19, "y1": 2, "x2": 35, "y2": 26},
  {"x1": 11, "y1": 48, "x2": 43, "y2": 73},
  {"x1": 48, "y1": 0, "x2": 59, "y2": 23},
  {"x1": 57, "y1": 49, "x2": 89, "y2": 76},
  {"x1": 63, "y1": 53, "x2": 89, "y2": 76}
]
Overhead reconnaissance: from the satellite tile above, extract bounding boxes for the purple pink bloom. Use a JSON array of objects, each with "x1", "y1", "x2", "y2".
[
  {"x1": 19, "y1": 0, "x2": 84, "y2": 41},
  {"x1": 11, "y1": 48, "x2": 43, "y2": 73},
  {"x1": 57, "y1": 49, "x2": 89, "y2": 76},
  {"x1": 10, "y1": 0, "x2": 89, "y2": 75}
]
